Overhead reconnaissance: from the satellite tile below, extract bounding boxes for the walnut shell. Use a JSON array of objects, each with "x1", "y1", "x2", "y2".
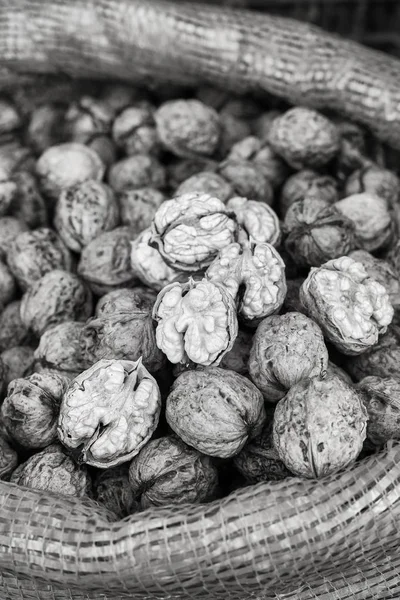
[
  {"x1": 118, "y1": 187, "x2": 165, "y2": 236},
  {"x1": 64, "y1": 96, "x2": 113, "y2": 144},
  {"x1": 219, "y1": 328, "x2": 253, "y2": 376},
  {"x1": 34, "y1": 321, "x2": 92, "y2": 378},
  {"x1": 273, "y1": 374, "x2": 367, "y2": 478},
  {"x1": 108, "y1": 154, "x2": 166, "y2": 193},
  {"x1": 176, "y1": 171, "x2": 233, "y2": 203},
  {"x1": 166, "y1": 367, "x2": 266, "y2": 458},
  {"x1": 0, "y1": 434, "x2": 18, "y2": 480},
  {"x1": 0, "y1": 217, "x2": 28, "y2": 261},
  {"x1": 112, "y1": 102, "x2": 160, "y2": 156},
  {"x1": 357, "y1": 376, "x2": 400, "y2": 445},
  {"x1": 93, "y1": 464, "x2": 139, "y2": 518},
  {"x1": 128, "y1": 435, "x2": 219, "y2": 509},
  {"x1": 279, "y1": 169, "x2": 339, "y2": 217},
  {"x1": 345, "y1": 165, "x2": 400, "y2": 208},
  {"x1": 10, "y1": 171, "x2": 48, "y2": 229},
  {"x1": 0, "y1": 301, "x2": 31, "y2": 351},
  {"x1": 1, "y1": 346, "x2": 35, "y2": 387},
  {"x1": 0, "y1": 260, "x2": 16, "y2": 311},
  {"x1": 345, "y1": 325, "x2": 400, "y2": 381},
  {"x1": 95, "y1": 287, "x2": 157, "y2": 316},
  {"x1": 217, "y1": 159, "x2": 273, "y2": 204}
]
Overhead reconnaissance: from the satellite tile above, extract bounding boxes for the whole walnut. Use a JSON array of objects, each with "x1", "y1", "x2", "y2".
[
  {"x1": 0, "y1": 260, "x2": 16, "y2": 311},
  {"x1": 112, "y1": 103, "x2": 160, "y2": 156},
  {"x1": 118, "y1": 187, "x2": 165, "y2": 236},
  {"x1": 219, "y1": 328, "x2": 253, "y2": 376},
  {"x1": 20, "y1": 270, "x2": 93, "y2": 337},
  {"x1": 333, "y1": 119, "x2": 369, "y2": 178},
  {"x1": 357, "y1": 376, "x2": 400, "y2": 445},
  {"x1": 167, "y1": 157, "x2": 217, "y2": 190},
  {"x1": 55, "y1": 180, "x2": 120, "y2": 252},
  {"x1": 0, "y1": 217, "x2": 28, "y2": 261},
  {"x1": 218, "y1": 159, "x2": 273, "y2": 204},
  {"x1": 36, "y1": 142, "x2": 105, "y2": 201},
  {"x1": 325, "y1": 361, "x2": 353, "y2": 385},
  {"x1": 9, "y1": 171, "x2": 48, "y2": 229},
  {"x1": 176, "y1": 171, "x2": 233, "y2": 203},
  {"x1": 64, "y1": 96, "x2": 113, "y2": 144},
  {"x1": 2, "y1": 370, "x2": 70, "y2": 449},
  {"x1": 300, "y1": 257, "x2": 394, "y2": 355},
  {"x1": 95, "y1": 287, "x2": 157, "y2": 316},
  {"x1": 345, "y1": 165, "x2": 400, "y2": 208},
  {"x1": 268, "y1": 107, "x2": 340, "y2": 169},
  {"x1": 7, "y1": 228, "x2": 73, "y2": 291},
  {"x1": 345, "y1": 325, "x2": 400, "y2": 381},
  {"x1": 249, "y1": 312, "x2": 329, "y2": 402},
  {"x1": 129, "y1": 436, "x2": 219, "y2": 509},
  {"x1": 279, "y1": 170, "x2": 339, "y2": 217},
  {"x1": 0, "y1": 172, "x2": 17, "y2": 216},
  {"x1": 166, "y1": 368, "x2": 266, "y2": 458},
  {"x1": 0, "y1": 301, "x2": 31, "y2": 351},
  {"x1": 334, "y1": 193, "x2": 394, "y2": 252},
  {"x1": 233, "y1": 421, "x2": 292, "y2": 483},
  {"x1": 34, "y1": 321, "x2": 92, "y2": 378},
  {"x1": 273, "y1": 374, "x2": 367, "y2": 478},
  {"x1": 0, "y1": 435, "x2": 18, "y2": 480},
  {"x1": 348, "y1": 250, "x2": 400, "y2": 311},
  {"x1": 10, "y1": 443, "x2": 92, "y2": 497},
  {"x1": 283, "y1": 197, "x2": 355, "y2": 267},
  {"x1": 26, "y1": 103, "x2": 66, "y2": 154},
  {"x1": 93, "y1": 465, "x2": 139, "y2": 519},
  {"x1": 217, "y1": 112, "x2": 252, "y2": 158},
  {"x1": 154, "y1": 99, "x2": 221, "y2": 158},
  {"x1": 108, "y1": 154, "x2": 166, "y2": 193},
  {"x1": 0, "y1": 98, "x2": 22, "y2": 139},
  {"x1": 78, "y1": 227, "x2": 138, "y2": 296},
  {"x1": 87, "y1": 134, "x2": 117, "y2": 169},
  {"x1": 1, "y1": 346, "x2": 35, "y2": 387}
]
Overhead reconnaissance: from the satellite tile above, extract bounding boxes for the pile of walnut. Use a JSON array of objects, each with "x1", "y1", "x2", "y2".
[{"x1": 0, "y1": 78, "x2": 399, "y2": 518}]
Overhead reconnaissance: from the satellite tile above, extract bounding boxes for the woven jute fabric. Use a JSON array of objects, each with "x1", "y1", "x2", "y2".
[{"x1": 1, "y1": 1, "x2": 400, "y2": 598}]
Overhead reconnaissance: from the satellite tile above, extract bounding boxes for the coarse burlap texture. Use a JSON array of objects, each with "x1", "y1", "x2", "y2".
[{"x1": 1, "y1": 1, "x2": 400, "y2": 599}]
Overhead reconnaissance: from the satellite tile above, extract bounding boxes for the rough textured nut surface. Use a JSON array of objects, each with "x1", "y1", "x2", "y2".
[
  {"x1": 153, "y1": 278, "x2": 238, "y2": 367},
  {"x1": 219, "y1": 328, "x2": 253, "y2": 375},
  {"x1": 0, "y1": 261, "x2": 16, "y2": 311},
  {"x1": 2, "y1": 370, "x2": 69, "y2": 449},
  {"x1": 95, "y1": 288, "x2": 157, "y2": 317},
  {"x1": 218, "y1": 159, "x2": 273, "y2": 204},
  {"x1": 34, "y1": 321, "x2": 91, "y2": 378},
  {"x1": 78, "y1": 227, "x2": 138, "y2": 296},
  {"x1": 176, "y1": 172, "x2": 233, "y2": 203},
  {"x1": 20, "y1": 270, "x2": 93, "y2": 337},
  {"x1": 227, "y1": 196, "x2": 281, "y2": 246},
  {"x1": 36, "y1": 143, "x2": 105, "y2": 201},
  {"x1": 87, "y1": 134, "x2": 117, "y2": 169},
  {"x1": 300, "y1": 257, "x2": 394, "y2": 355},
  {"x1": 55, "y1": 180, "x2": 120, "y2": 252},
  {"x1": 268, "y1": 108, "x2": 340, "y2": 169},
  {"x1": 280, "y1": 170, "x2": 339, "y2": 217},
  {"x1": 0, "y1": 301, "x2": 31, "y2": 351},
  {"x1": 7, "y1": 228, "x2": 72, "y2": 291},
  {"x1": 131, "y1": 228, "x2": 188, "y2": 292},
  {"x1": 168, "y1": 158, "x2": 217, "y2": 190},
  {"x1": 64, "y1": 96, "x2": 113, "y2": 144},
  {"x1": 150, "y1": 193, "x2": 238, "y2": 272},
  {"x1": 349, "y1": 250, "x2": 400, "y2": 310},
  {"x1": 129, "y1": 435, "x2": 219, "y2": 509},
  {"x1": 1, "y1": 346, "x2": 35, "y2": 387},
  {"x1": 118, "y1": 187, "x2": 165, "y2": 236},
  {"x1": 335, "y1": 193, "x2": 394, "y2": 252},
  {"x1": 206, "y1": 242, "x2": 287, "y2": 326},
  {"x1": 273, "y1": 374, "x2": 367, "y2": 478},
  {"x1": 108, "y1": 154, "x2": 166, "y2": 192},
  {"x1": 0, "y1": 175, "x2": 17, "y2": 216},
  {"x1": 154, "y1": 99, "x2": 220, "y2": 158},
  {"x1": 58, "y1": 359, "x2": 161, "y2": 468},
  {"x1": 0, "y1": 435, "x2": 18, "y2": 480},
  {"x1": 218, "y1": 113, "x2": 251, "y2": 158},
  {"x1": 26, "y1": 103, "x2": 66, "y2": 154},
  {"x1": 93, "y1": 465, "x2": 138, "y2": 519},
  {"x1": 284, "y1": 197, "x2": 355, "y2": 267},
  {"x1": 166, "y1": 367, "x2": 265, "y2": 458},
  {"x1": 345, "y1": 325, "x2": 400, "y2": 381},
  {"x1": 345, "y1": 165, "x2": 400, "y2": 208},
  {"x1": 249, "y1": 312, "x2": 328, "y2": 402},
  {"x1": 10, "y1": 171, "x2": 48, "y2": 229},
  {"x1": 10, "y1": 443, "x2": 91, "y2": 497},
  {"x1": 0, "y1": 217, "x2": 27, "y2": 261},
  {"x1": 326, "y1": 361, "x2": 354, "y2": 385},
  {"x1": 112, "y1": 103, "x2": 159, "y2": 156},
  {"x1": 357, "y1": 376, "x2": 400, "y2": 445}
]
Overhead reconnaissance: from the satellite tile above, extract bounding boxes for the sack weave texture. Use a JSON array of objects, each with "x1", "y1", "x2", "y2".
[{"x1": 0, "y1": 1, "x2": 400, "y2": 599}]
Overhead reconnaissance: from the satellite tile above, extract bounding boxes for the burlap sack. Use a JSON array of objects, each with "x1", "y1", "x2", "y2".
[{"x1": 0, "y1": 2, "x2": 399, "y2": 598}]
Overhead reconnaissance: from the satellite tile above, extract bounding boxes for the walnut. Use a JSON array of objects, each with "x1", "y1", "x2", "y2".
[
  {"x1": 345, "y1": 325, "x2": 400, "y2": 381},
  {"x1": 357, "y1": 376, "x2": 400, "y2": 445},
  {"x1": 118, "y1": 187, "x2": 165, "y2": 236},
  {"x1": 167, "y1": 157, "x2": 217, "y2": 190},
  {"x1": 129, "y1": 435, "x2": 219, "y2": 509},
  {"x1": 233, "y1": 421, "x2": 292, "y2": 483},
  {"x1": 348, "y1": 250, "x2": 400, "y2": 311},
  {"x1": 249, "y1": 312, "x2": 328, "y2": 402},
  {"x1": 325, "y1": 361, "x2": 353, "y2": 385},
  {"x1": 130, "y1": 228, "x2": 188, "y2": 292},
  {"x1": 20, "y1": 270, "x2": 93, "y2": 337},
  {"x1": 9, "y1": 171, "x2": 48, "y2": 229},
  {"x1": 218, "y1": 113, "x2": 252, "y2": 158},
  {"x1": 101, "y1": 83, "x2": 146, "y2": 114},
  {"x1": 95, "y1": 288, "x2": 157, "y2": 317},
  {"x1": 36, "y1": 142, "x2": 105, "y2": 201},
  {"x1": 34, "y1": 321, "x2": 92, "y2": 378},
  {"x1": 273, "y1": 374, "x2": 367, "y2": 478},
  {"x1": 154, "y1": 99, "x2": 220, "y2": 158},
  {"x1": 81, "y1": 297, "x2": 166, "y2": 375},
  {"x1": 0, "y1": 301, "x2": 31, "y2": 351},
  {"x1": 226, "y1": 196, "x2": 281, "y2": 246},
  {"x1": 1, "y1": 346, "x2": 35, "y2": 387},
  {"x1": 334, "y1": 193, "x2": 394, "y2": 252},
  {"x1": 217, "y1": 159, "x2": 273, "y2": 204},
  {"x1": 150, "y1": 193, "x2": 238, "y2": 272},
  {"x1": 0, "y1": 171, "x2": 17, "y2": 216},
  {"x1": 55, "y1": 180, "x2": 120, "y2": 252},
  {"x1": 112, "y1": 103, "x2": 160, "y2": 156},
  {"x1": 268, "y1": 107, "x2": 340, "y2": 169},
  {"x1": 206, "y1": 242, "x2": 287, "y2": 326},
  {"x1": 283, "y1": 197, "x2": 355, "y2": 267},
  {"x1": 78, "y1": 227, "x2": 138, "y2": 296},
  {"x1": 64, "y1": 96, "x2": 113, "y2": 144},
  {"x1": 58, "y1": 359, "x2": 161, "y2": 468},
  {"x1": 108, "y1": 154, "x2": 166, "y2": 193},
  {"x1": 279, "y1": 170, "x2": 339, "y2": 217},
  {"x1": 0, "y1": 260, "x2": 16, "y2": 311},
  {"x1": 345, "y1": 165, "x2": 400, "y2": 208},
  {"x1": 7, "y1": 227, "x2": 72, "y2": 291},
  {"x1": 0, "y1": 435, "x2": 18, "y2": 480},
  {"x1": 0, "y1": 98, "x2": 22, "y2": 138},
  {"x1": 219, "y1": 328, "x2": 253, "y2": 376},
  {"x1": 93, "y1": 465, "x2": 139, "y2": 518},
  {"x1": 153, "y1": 278, "x2": 238, "y2": 367},
  {"x1": 86, "y1": 134, "x2": 117, "y2": 169},
  {"x1": 176, "y1": 171, "x2": 233, "y2": 203},
  {"x1": 10, "y1": 443, "x2": 92, "y2": 497},
  {"x1": 2, "y1": 370, "x2": 69, "y2": 449},
  {"x1": 300, "y1": 257, "x2": 394, "y2": 355},
  {"x1": 333, "y1": 119, "x2": 369, "y2": 179},
  {"x1": 166, "y1": 367, "x2": 266, "y2": 458},
  {"x1": 26, "y1": 103, "x2": 66, "y2": 154},
  {"x1": 0, "y1": 217, "x2": 28, "y2": 261}
]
